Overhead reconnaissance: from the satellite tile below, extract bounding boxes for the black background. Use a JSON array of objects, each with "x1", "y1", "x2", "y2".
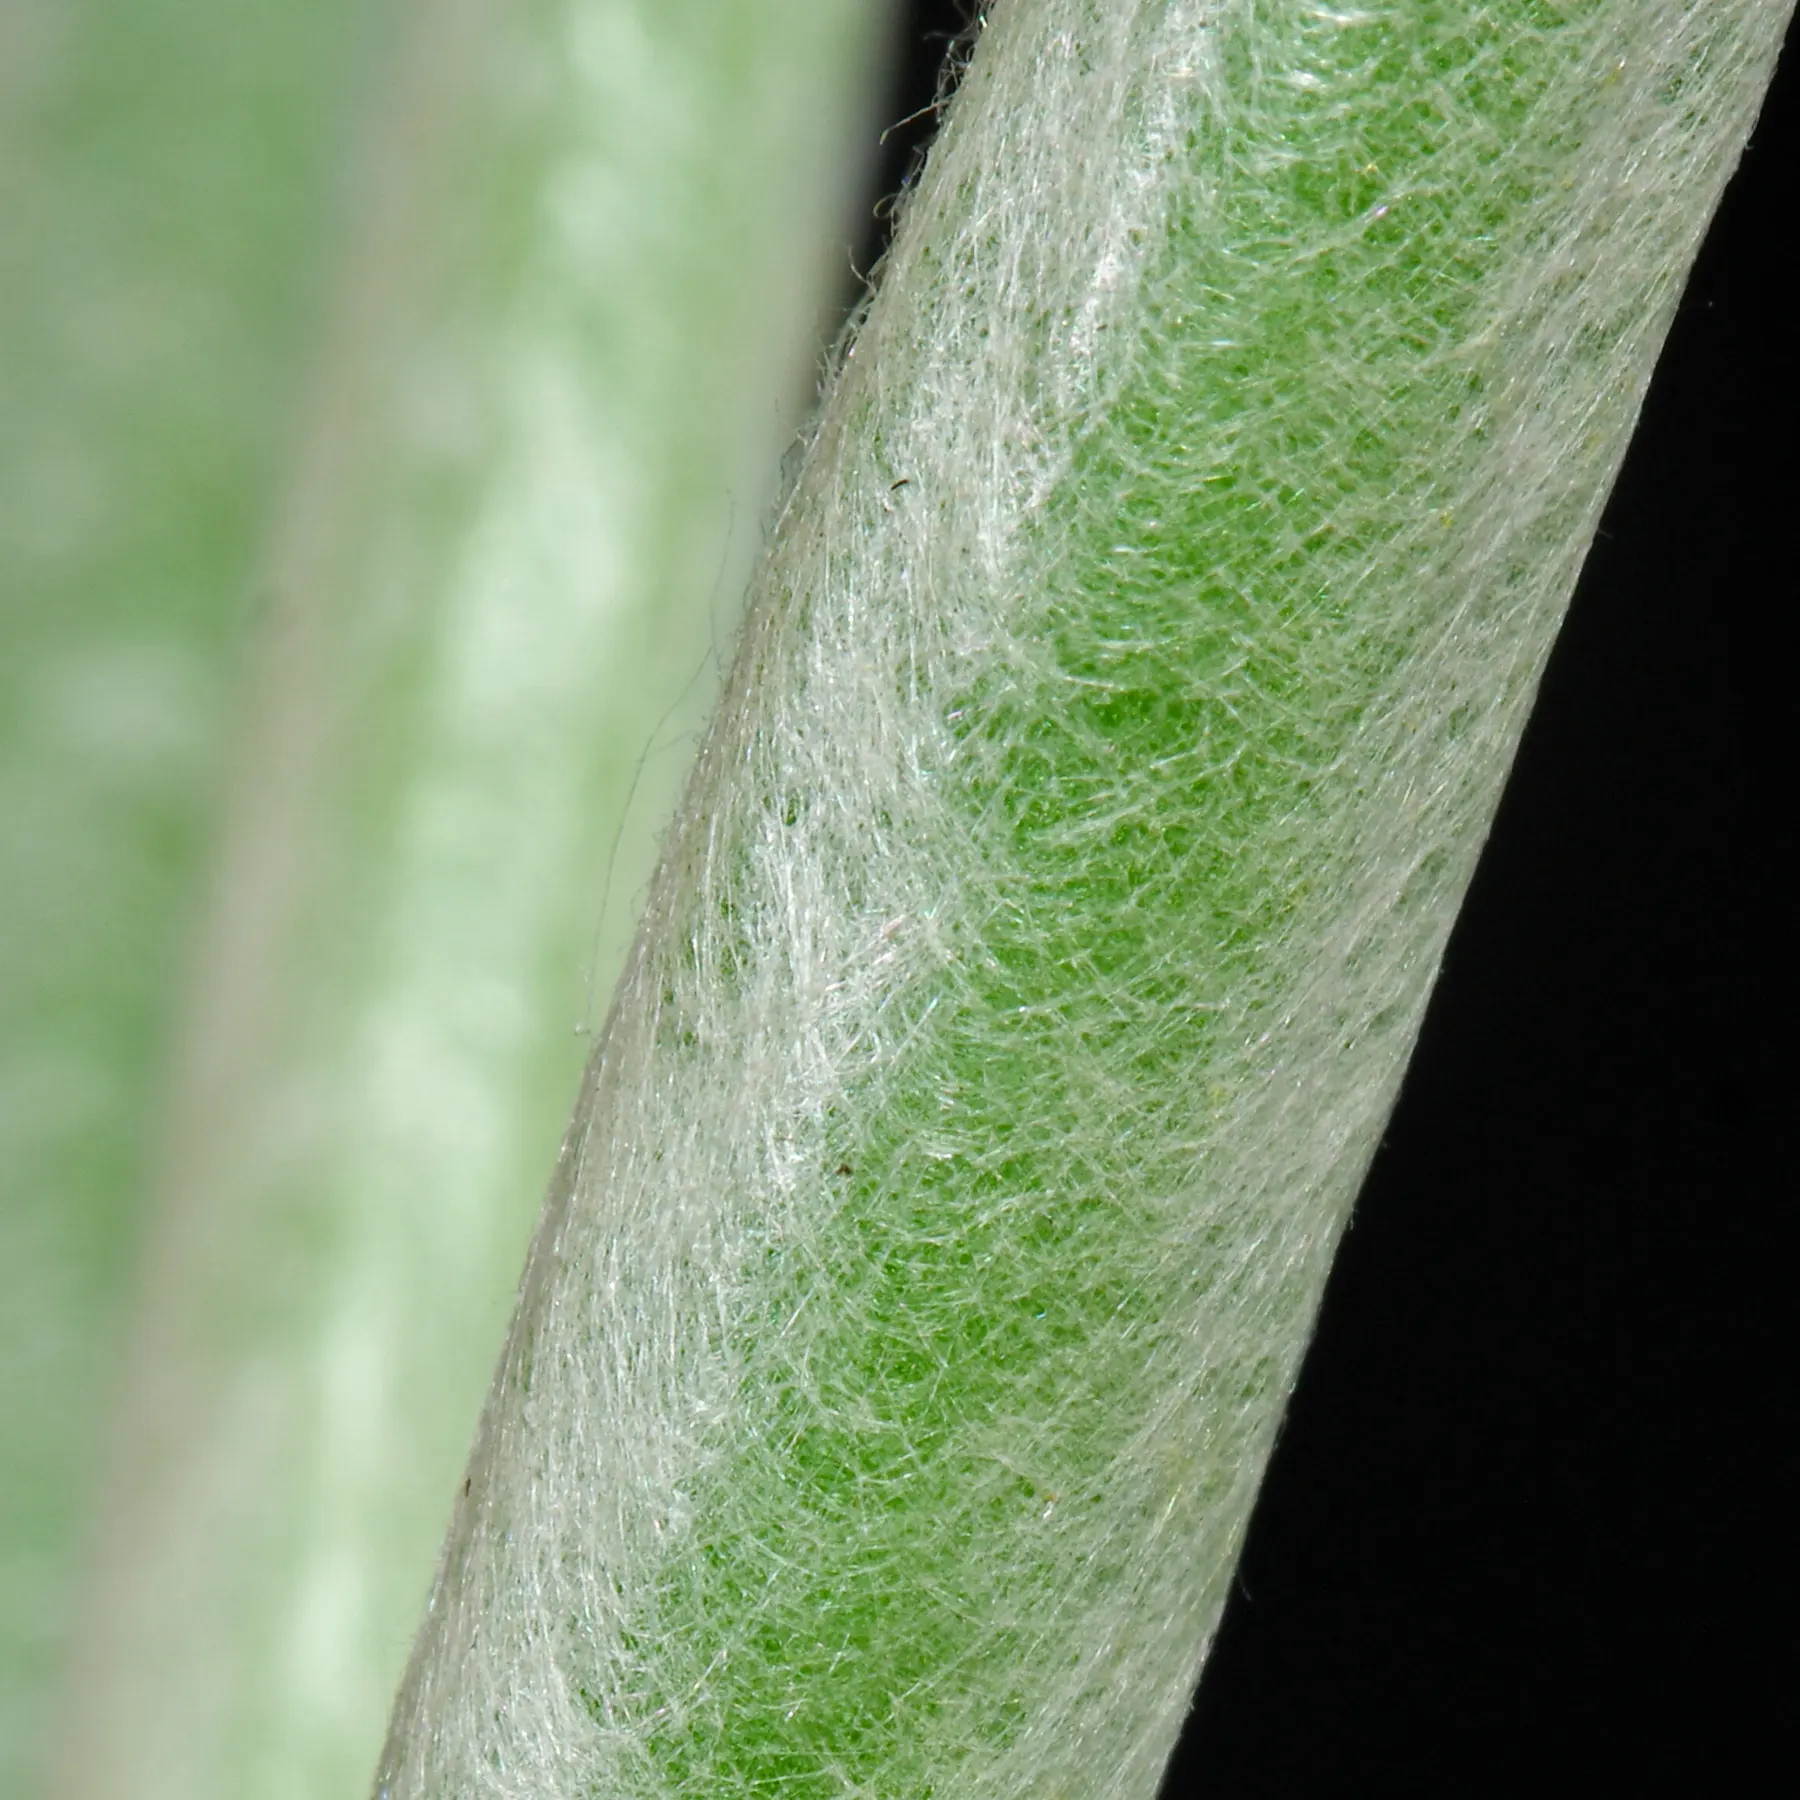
[{"x1": 854, "y1": 6, "x2": 1790, "y2": 1790}]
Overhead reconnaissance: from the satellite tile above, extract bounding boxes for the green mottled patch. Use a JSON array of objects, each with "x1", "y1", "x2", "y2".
[{"x1": 611, "y1": 5, "x2": 1615, "y2": 1794}]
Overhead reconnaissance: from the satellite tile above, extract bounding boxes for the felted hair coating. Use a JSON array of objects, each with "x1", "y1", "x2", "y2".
[{"x1": 377, "y1": 3, "x2": 1790, "y2": 1794}]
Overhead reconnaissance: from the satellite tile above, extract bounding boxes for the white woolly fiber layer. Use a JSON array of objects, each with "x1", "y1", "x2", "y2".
[{"x1": 379, "y1": 2, "x2": 1789, "y2": 1795}]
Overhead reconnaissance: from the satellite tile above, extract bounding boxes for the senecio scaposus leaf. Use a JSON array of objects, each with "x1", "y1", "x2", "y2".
[
  {"x1": 376, "y1": 2, "x2": 1788, "y2": 1795},
  {"x1": 51, "y1": 3, "x2": 882, "y2": 1797}
]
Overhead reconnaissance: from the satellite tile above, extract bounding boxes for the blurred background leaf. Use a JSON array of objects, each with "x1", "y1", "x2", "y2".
[
  {"x1": 2, "y1": 5, "x2": 386, "y2": 1786},
  {"x1": 3, "y1": 2, "x2": 895, "y2": 1794}
]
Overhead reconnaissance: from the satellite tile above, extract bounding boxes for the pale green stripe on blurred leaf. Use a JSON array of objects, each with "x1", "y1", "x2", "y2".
[
  {"x1": 1, "y1": 5, "x2": 382, "y2": 1790},
  {"x1": 47, "y1": 3, "x2": 890, "y2": 1797}
]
